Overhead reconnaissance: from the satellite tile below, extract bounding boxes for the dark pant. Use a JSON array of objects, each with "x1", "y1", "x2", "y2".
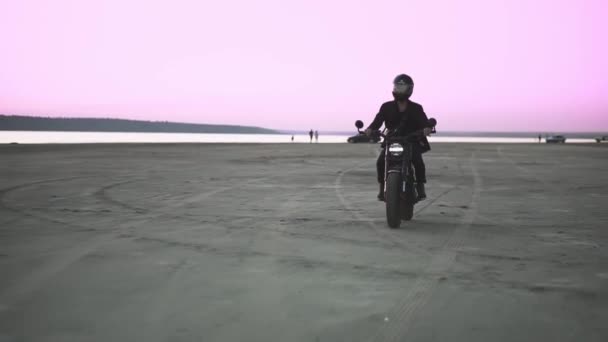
[{"x1": 376, "y1": 147, "x2": 426, "y2": 184}]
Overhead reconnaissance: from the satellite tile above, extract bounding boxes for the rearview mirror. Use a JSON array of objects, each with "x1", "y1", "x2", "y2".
[
  {"x1": 427, "y1": 118, "x2": 437, "y2": 134},
  {"x1": 355, "y1": 120, "x2": 364, "y2": 129}
]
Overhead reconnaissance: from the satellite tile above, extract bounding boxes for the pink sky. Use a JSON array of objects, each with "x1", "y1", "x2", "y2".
[{"x1": 1, "y1": 0, "x2": 607, "y2": 131}]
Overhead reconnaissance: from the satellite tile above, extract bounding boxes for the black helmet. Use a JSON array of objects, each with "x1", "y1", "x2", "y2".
[{"x1": 392, "y1": 74, "x2": 414, "y2": 101}]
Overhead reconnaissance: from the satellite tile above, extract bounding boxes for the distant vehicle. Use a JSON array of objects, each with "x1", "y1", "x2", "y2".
[
  {"x1": 347, "y1": 133, "x2": 380, "y2": 143},
  {"x1": 347, "y1": 131, "x2": 381, "y2": 143},
  {"x1": 546, "y1": 135, "x2": 566, "y2": 144},
  {"x1": 595, "y1": 136, "x2": 608, "y2": 143}
]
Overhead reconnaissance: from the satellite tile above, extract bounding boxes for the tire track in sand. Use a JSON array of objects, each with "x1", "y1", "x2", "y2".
[
  {"x1": 1, "y1": 177, "x2": 158, "y2": 230},
  {"x1": 334, "y1": 150, "x2": 481, "y2": 342},
  {"x1": 0, "y1": 175, "x2": 273, "y2": 311},
  {"x1": 0, "y1": 160, "x2": 353, "y2": 312},
  {"x1": 127, "y1": 163, "x2": 373, "y2": 341},
  {"x1": 335, "y1": 162, "x2": 401, "y2": 248},
  {"x1": 93, "y1": 179, "x2": 149, "y2": 213},
  {"x1": 0, "y1": 176, "x2": 94, "y2": 230},
  {"x1": 334, "y1": 147, "x2": 466, "y2": 249},
  {"x1": 368, "y1": 152, "x2": 482, "y2": 342}
]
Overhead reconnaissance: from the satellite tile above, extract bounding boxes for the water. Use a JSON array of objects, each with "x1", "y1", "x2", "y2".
[{"x1": 0, "y1": 131, "x2": 597, "y2": 144}]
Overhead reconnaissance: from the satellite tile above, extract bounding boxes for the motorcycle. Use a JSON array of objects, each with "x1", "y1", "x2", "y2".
[{"x1": 354, "y1": 118, "x2": 437, "y2": 228}]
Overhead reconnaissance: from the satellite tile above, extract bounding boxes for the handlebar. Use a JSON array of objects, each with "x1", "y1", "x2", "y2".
[
  {"x1": 379, "y1": 128, "x2": 431, "y2": 141},
  {"x1": 378, "y1": 118, "x2": 437, "y2": 141},
  {"x1": 355, "y1": 118, "x2": 437, "y2": 141}
]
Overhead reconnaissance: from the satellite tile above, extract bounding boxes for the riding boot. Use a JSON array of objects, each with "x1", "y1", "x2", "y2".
[
  {"x1": 377, "y1": 183, "x2": 385, "y2": 201},
  {"x1": 416, "y1": 182, "x2": 426, "y2": 200}
]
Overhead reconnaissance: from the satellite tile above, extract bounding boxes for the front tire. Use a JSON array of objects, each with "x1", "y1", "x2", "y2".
[{"x1": 386, "y1": 173, "x2": 401, "y2": 228}]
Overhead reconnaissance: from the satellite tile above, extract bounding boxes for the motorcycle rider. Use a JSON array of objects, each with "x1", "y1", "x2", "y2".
[{"x1": 365, "y1": 74, "x2": 432, "y2": 201}]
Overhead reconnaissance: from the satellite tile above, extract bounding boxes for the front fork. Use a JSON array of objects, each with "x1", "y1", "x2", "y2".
[{"x1": 383, "y1": 146, "x2": 417, "y2": 202}]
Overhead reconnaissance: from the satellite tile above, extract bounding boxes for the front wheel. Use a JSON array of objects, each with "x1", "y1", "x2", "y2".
[{"x1": 385, "y1": 173, "x2": 401, "y2": 228}]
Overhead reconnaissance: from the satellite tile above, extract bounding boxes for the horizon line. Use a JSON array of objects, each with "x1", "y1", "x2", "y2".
[{"x1": 1, "y1": 114, "x2": 607, "y2": 134}]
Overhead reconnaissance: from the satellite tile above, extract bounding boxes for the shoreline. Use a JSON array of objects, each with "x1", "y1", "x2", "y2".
[{"x1": 2, "y1": 142, "x2": 606, "y2": 147}]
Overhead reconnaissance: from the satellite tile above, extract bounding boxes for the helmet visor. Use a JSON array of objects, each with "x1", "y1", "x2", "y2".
[{"x1": 393, "y1": 84, "x2": 411, "y2": 94}]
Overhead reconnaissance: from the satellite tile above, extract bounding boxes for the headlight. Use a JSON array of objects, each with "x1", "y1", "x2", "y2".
[{"x1": 388, "y1": 143, "x2": 404, "y2": 155}]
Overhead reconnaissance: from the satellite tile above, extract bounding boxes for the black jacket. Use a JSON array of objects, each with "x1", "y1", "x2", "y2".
[{"x1": 367, "y1": 100, "x2": 431, "y2": 153}]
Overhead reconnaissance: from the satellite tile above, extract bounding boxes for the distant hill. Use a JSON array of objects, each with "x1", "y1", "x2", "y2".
[{"x1": 0, "y1": 115, "x2": 280, "y2": 134}]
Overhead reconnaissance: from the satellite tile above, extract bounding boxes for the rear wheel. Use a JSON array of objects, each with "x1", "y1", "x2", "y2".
[
  {"x1": 400, "y1": 200, "x2": 414, "y2": 221},
  {"x1": 385, "y1": 173, "x2": 401, "y2": 228}
]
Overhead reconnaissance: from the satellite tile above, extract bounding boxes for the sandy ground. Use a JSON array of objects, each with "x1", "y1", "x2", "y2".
[{"x1": 0, "y1": 143, "x2": 607, "y2": 342}]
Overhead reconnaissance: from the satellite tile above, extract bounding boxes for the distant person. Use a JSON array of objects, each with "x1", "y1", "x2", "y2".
[
  {"x1": 315, "y1": 130, "x2": 319, "y2": 143},
  {"x1": 365, "y1": 74, "x2": 432, "y2": 201},
  {"x1": 309, "y1": 129, "x2": 314, "y2": 143},
  {"x1": 291, "y1": 135, "x2": 294, "y2": 142},
  {"x1": 538, "y1": 134, "x2": 542, "y2": 143}
]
